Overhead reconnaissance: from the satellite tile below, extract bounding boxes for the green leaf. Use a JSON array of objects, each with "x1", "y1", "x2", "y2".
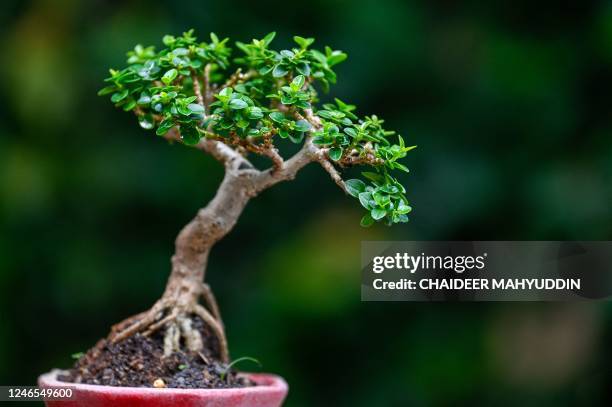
[
  {"x1": 358, "y1": 192, "x2": 374, "y2": 209},
  {"x1": 156, "y1": 118, "x2": 174, "y2": 136},
  {"x1": 122, "y1": 99, "x2": 137, "y2": 111},
  {"x1": 288, "y1": 132, "x2": 304, "y2": 144},
  {"x1": 98, "y1": 86, "x2": 116, "y2": 96},
  {"x1": 269, "y1": 112, "x2": 285, "y2": 123},
  {"x1": 344, "y1": 127, "x2": 357, "y2": 138},
  {"x1": 71, "y1": 352, "x2": 85, "y2": 360},
  {"x1": 263, "y1": 32, "x2": 276, "y2": 46},
  {"x1": 229, "y1": 99, "x2": 248, "y2": 110},
  {"x1": 360, "y1": 213, "x2": 375, "y2": 227},
  {"x1": 138, "y1": 115, "x2": 154, "y2": 130},
  {"x1": 188, "y1": 103, "x2": 205, "y2": 114},
  {"x1": 272, "y1": 65, "x2": 288, "y2": 78},
  {"x1": 219, "y1": 87, "x2": 233, "y2": 98},
  {"x1": 296, "y1": 62, "x2": 310, "y2": 76},
  {"x1": 180, "y1": 124, "x2": 200, "y2": 145},
  {"x1": 345, "y1": 179, "x2": 366, "y2": 197},
  {"x1": 293, "y1": 36, "x2": 314, "y2": 49},
  {"x1": 362, "y1": 171, "x2": 385, "y2": 184},
  {"x1": 161, "y1": 68, "x2": 178, "y2": 85},
  {"x1": 294, "y1": 119, "x2": 311, "y2": 132},
  {"x1": 292, "y1": 75, "x2": 305, "y2": 90},
  {"x1": 247, "y1": 107, "x2": 263, "y2": 119},
  {"x1": 371, "y1": 207, "x2": 387, "y2": 220},
  {"x1": 137, "y1": 94, "x2": 151, "y2": 105},
  {"x1": 328, "y1": 147, "x2": 342, "y2": 161},
  {"x1": 220, "y1": 357, "x2": 262, "y2": 381},
  {"x1": 110, "y1": 89, "x2": 129, "y2": 103},
  {"x1": 162, "y1": 35, "x2": 176, "y2": 46}
]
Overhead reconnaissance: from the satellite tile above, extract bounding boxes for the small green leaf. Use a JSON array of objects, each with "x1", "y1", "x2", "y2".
[
  {"x1": 272, "y1": 65, "x2": 288, "y2": 78},
  {"x1": 345, "y1": 179, "x2": 366, "y2": 197},
  {"x1": 71, "y1": 352, "x2": 85, "y2": 360},
  {"x1": 162, "y1": 68, "x2": 178, "y2": 84},
  {"x1": 137, "y1": 94, "x2": 151, "y2": 105},
  {"x1": 360, "y1": 214, "x2": 374, "y2": 227},
  {"x1": 292, "y1": 75, "x2": 305, "y2": 90},
  {"x1": 188, "y1": 103, "x2": 205, "y2": 114},
  {"x1": 162, "y1": 35, "x2": 176, "y2": 46},
  {"x1": 269, "y1": 112, "x2": 285, "y2": 123},
  {"x1": 229, "y1": 99, "x2": 248, "y2": 110},
  {"x1": 138, "y1": 116, "x2": 154, "y2": 130},
  {"x1": 111, "y1": 89, "x2": 129, "y2": 103},
  {"x1": 220, "y1": 357, "x2": 262, "y2": 381},
  {"x1": 156, "y1": 118, "x2": 174, "y2": 136},
  {"x1": 122, "y1": 99, "x2": 137, "y2": 111},
  {"x1": 296, "y1": 62, "x2": 310, "y2": 76},
  {"x1": 180, "y1": 124, "x2": 200, "y2": 145},
  {"x1": 358, "y1": 192, "x2": 374, "y2": 209},
  {"x1": 263, "y1": 32, "x2": 276, "y2": 46},
  {"x1": 247, "y1": 107, "x2": 263, "y2": 119},
  {"x1": 293, "y1": 36, "x2": 314, "y2": 49},
  {"x1": 98, "y1": 86, "x2": 116, "y2": 96},
  {"x1": 371, "y1": 207, "x2": 387, "y2": 220},
  {"x1": 344, "y1": 127, "x2": 357, "y2": 138},
  {"x1": 294, "y1": 119, "x2": 311, "y2": 132},
  {"x1": 219, "y1": 87, "x2": 233, "y2": 98},
  {"x1": 362, "y1": 171, "x2": 385, "y2": 184},
  {"x1": 328, "y1": 147, "x2": 342, "y2": 161}
]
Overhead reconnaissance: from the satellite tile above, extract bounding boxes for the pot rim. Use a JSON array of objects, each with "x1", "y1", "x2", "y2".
[{"x1": 38, "y1": 369, "x2": 288, "y2": 396}]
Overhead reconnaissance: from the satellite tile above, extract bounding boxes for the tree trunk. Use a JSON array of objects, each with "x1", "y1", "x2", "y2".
[
  {"x1": 163, "y1": 169, "x2": 252, "y2": 306},
  {"x1": 111, "y1": 169, "x2": 254, "y2": 362}
]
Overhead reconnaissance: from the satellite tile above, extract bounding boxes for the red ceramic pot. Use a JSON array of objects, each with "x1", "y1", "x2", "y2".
[{"x1": 38, "y1": 369, "x2": 288, "y2": 407}]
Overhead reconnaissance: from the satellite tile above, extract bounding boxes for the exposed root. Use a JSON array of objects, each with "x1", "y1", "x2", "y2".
[
  {"x1": 178, "y1": 315, "x2": 203, "y2": 352},
  {"x1": 193, "y1": 304, "x2": 229, "y2": 362},
  {"x1": 111, "y1": 302, "x2": 163, "y2": 343},
  {"x1": 163, "y1": 322, "x2": 180, "y2": 357},
  {"x1": 201, "y1": 283, "x2": 224, "y2": 329},
  {"x1": 110, "y1": 294, "x2": 229, "y2": 363},
  {"x1": 144, "y1": 307, "x2": 179, "y2": 336}
]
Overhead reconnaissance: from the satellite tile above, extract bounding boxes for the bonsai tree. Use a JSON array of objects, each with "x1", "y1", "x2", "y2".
[{"x1": 98, "y1": 30, "x2": 414, "y2": 364}]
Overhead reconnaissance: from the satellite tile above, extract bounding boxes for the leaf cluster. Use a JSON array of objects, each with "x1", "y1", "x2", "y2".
[{"x1": 100, "y1": 30, "x2": 415, "y2": 226}]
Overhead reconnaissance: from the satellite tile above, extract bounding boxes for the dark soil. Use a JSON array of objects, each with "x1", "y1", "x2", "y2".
[{"x1": 59, "y1": 317, "x2": 254, "y2": 389}]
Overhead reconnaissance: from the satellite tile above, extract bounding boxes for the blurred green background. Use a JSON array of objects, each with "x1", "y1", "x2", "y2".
[{"x1": 1, "y1": 0, "x2": 611, "y2": 405}]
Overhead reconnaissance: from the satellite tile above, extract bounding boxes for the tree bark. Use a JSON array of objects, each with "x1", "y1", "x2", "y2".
[{"x1": 162, "y1": 169, "x2": 253, "y2": 308}]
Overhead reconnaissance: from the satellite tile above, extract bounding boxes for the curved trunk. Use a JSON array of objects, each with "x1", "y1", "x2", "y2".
[
  {"x1": 109, "y1": 139, "x2": 319, "y2": 361},
  {"x1": 162, "y1": 170, "x2": 252, "y2": 306}
]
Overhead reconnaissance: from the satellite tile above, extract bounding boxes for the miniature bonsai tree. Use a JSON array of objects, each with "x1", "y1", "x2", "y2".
[{"x1": 99, "y1": 30, "x2": 415, "y2": 363}]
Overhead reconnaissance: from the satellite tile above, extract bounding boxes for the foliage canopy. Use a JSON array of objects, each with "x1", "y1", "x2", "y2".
[{"x1": 99, "y1": 30, "x2": 415, "y2": 226}]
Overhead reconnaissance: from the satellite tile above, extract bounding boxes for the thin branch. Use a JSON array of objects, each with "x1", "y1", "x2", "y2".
[
  {"x1": 255, "y1": 146, "x2": 284, "y2": 171},
  {"x1": 191, "y1": 69, "x2": 204, "y2": 107},
  {"x1": 222, "y1": 68, "x2": 256, "y2": 89},
  {"x1": 302, "y1": 108, "x2": 323, "y2": 130},
  {"x1": 203, "y1": 64, "x2": 213, "y2": 109},
  {"x1": 316, "y1": 154, "x2": 347, "y2": 193},
  {"x1": 251, "y1": 138, "x2": 318, "y2": 192}
]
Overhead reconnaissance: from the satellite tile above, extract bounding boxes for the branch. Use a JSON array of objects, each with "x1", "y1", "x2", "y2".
[
  {"x1": 316, "y1": 152, "x2": 347, "y2": 193},
  {"x1": 250, "y1": 138, "x2": 317, "y2": 192},
  {"x1": 202, "y1": 64, "x2": 213, "y2": 109},
  {"x1": 163, "y1": 128, "x2": 253, "y2": 171},
  {"x1": 254, "y1": 145, "x2": 284, "y2": 171},
  {"x1": 191, "y1": 69, "x2": 204, "y2": 107},
  {"x1": 222, "y1": 68, "x2": 256, "y2": 89}
]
